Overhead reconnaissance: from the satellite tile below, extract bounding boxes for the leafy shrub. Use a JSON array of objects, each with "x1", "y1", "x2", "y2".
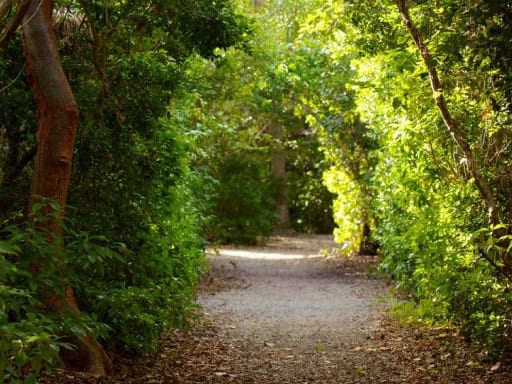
[
  {"x1": 370, "y1": 107, "x2": 512, "y2": 356},
  {"x1": 63, "y1": 49, "x2": 206, "y2": 354},
  {"x1": 446, "y1": 263, "x2": 512, "y2": 356},
  {"x1": 0, "y1": 227, "x2": 92, "y2": 384},
  {"x1": 205, "y1": 154, "x2": 277, "y2": 244},
  {"x1": 323, "y1": 167, "x2": 365, "y2": 254},
  {"x1": 0, "y1": 181, "x2": 205, "y2": 382},
  {"x1": 68, "y1": 198, "x2": 204, "y2": 354}
]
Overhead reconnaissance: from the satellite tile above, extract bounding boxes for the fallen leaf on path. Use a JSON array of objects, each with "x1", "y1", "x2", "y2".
[{"x1": 354, "y1": 366, "x2": 366, "y2": 374}]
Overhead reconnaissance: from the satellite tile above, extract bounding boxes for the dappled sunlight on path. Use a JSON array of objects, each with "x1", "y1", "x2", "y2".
[
  {"x1": 198, "y1": 234, "x2": 390, "y2": 382},
  {"x1": 213, "y1": 248, "x2": 308, "y2": 260}
]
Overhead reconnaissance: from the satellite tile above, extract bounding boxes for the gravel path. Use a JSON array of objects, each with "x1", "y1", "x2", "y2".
[
  {"x1": 200, "y1": 235, "x2": 387, "y2": 346},
  {"x1": 197, "y1": 234, "x2": 390, "y2": 383}
]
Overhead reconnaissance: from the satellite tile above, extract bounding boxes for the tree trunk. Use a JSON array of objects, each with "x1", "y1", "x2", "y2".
[
  {"x1": 271, "y1": 121, "x2": 290, "y2": 229},
  {"x1": 396, "y1": 0, "x2": 512, "y2": 277},
  {"x1": 396, "y1": 0, "x2": 499, "y2": 226},
  {"x1": 358, "y1": 218, "x2": 378, "y2": 256},
  {"x1": 22, "y1": 0, "x2": 112, "y2": 375},
  {"x1": 252, "y1": 0, "x2": 267, "y2": 12}
]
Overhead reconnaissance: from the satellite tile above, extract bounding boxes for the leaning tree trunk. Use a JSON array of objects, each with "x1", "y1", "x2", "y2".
[
  {"x1": 395, "y1": 0, "x2": 499, "y2": 226},
  {"x1": 395, "y1": 0, "x2": 512, "y2": 277},
  {"x1": 22, "y1": 0, "x2": 112, "y2": 375}
]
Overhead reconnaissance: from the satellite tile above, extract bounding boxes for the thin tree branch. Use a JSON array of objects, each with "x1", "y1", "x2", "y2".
[
  {"x1": 77, "y1": 0, "x2": 98, "y2": 42},
  {"x1": 0, "y1": 0, "x2": 13, "y2": 21},
  {"x1": 396, "y1": 0, "x2": 499, "y2": 226},
  {"x1": 0, "y1": 0, "x2": 31, "y2": 51},
  {"x1": 479, "y1": 248, "x2": 512, "y2": 281},
  {"x1": 0, "y1": 62, "x2": 24, "y2": 92}
]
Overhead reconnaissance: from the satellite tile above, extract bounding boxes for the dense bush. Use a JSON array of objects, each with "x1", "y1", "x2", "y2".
[
  {"x1": 0, "y1": 222, "x2": 105, "y2": 383},
  {"x1": 293, "y1": 0, "x2": 512, "y2": 356},
  {"x1": 167, "y1": 49, "x2": 283, "y2": 245},
  {"x1": 64, "y1": 37, "x2": 209, "y2": 357},
  {"x1": 205, "y1": 154, "x2": 277, "y2": 244},
  {"x1": 0, "y1": 237, "x2": 62, "y2": 384},
  {"x1": 0, "y1": 0, "x2": 249, "y2": 380}
]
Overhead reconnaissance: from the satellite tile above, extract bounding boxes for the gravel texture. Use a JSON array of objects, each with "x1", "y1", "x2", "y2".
[{"x1": 200, "y1": 234, "x2": 387, "y2": 349}]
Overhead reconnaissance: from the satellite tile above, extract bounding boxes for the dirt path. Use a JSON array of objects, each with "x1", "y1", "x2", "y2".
[
  {"x1": 190, "y1": 234, "x2": 511, "y2": 383},
  {"x1": 46, "y1": 234, "x2": 512, "y2": 383},
  {"x1": 197, "y1": 234, "x2": 388, "y2": 383},
  {"x1": 201, "y1": 235, "x2": 384, "y2": 341}
]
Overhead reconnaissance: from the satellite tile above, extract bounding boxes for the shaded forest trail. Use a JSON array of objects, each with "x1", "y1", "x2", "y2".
[
  {"x1": 47, "y1": 235, "x2": 512, "y2": 383},
  {"x1": 197, "y1": 234, "x2": 389, "y2": 382},
  {"x1": 187, "y1": 234, "x2": 512, "y2": 383},
  {"x1": 200, "y1": 234, "x2": 385, "y2": 355}
]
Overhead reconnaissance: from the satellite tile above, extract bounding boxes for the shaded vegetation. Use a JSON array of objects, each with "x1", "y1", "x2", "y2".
[{"x1": 2, "y1": 0, "x2": 512, "y2": 381}]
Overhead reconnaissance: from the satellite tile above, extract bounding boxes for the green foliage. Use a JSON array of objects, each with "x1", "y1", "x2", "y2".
[
  {"x1": 206, "y1": 154, "x2": 277, "y2": 244},
  {"x1": 67, "y1": 178, "x2": 205, "y2": 354},
  {"x1": 0, "y1": 195, "x2": 204, "y2": 381},
  {"x1": 445, "y1": 260, "x2": 512, "y2": 355},
  {"x1": 70, "y1": 82, "x2": 205, "y2": 351},
  {"x1": 0, "y1": 224, "x2": 93, "y2": 384},
  {"x1": 287, "y1": 136, "x2": 335, "y2": 234},
  {"x1": 291, "y1": 0, "x2": 512, "y2": 356},
  {"x1": 289, "y1": 17, "x2": 379, "y2": 253},
  {"x1": 0, "y1": 0, "x2": 250, "y2": 379},
  {"x1": 57, "y1": 13, "x2": 216, "y2": 354},
  {"x1": 0, "y1": 37, "x2": 37, "y2": 222},
  {"x1": 323, "y1": 167, "x2": 364, "y2": 253},
  {"x1": 3, "y1": 0, "x2": 512, "y2": 374},
  {"x1": 167, "y1": 47, "x2": 281, "y2": 244},
  {"x1": 391, "y1": 300, "x2": 450, "y2": 328},
  {"x1": 59, "y1": 0, "x2": 247, "y2": 355},
  {"x1": 167, "y1": 2, "x2": 339, "y2": 243},
  {"x1": 0, "y1": 254, "x2": 60, "y2": 383}
]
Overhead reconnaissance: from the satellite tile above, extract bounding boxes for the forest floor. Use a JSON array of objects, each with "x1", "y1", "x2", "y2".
[{"x1": 46, "y1": 234, "x2": 512, "y2": 383}]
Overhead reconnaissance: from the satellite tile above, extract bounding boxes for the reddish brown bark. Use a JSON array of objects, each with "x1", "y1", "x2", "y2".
[{"x1": 22, "y1": 0, "x2": 112, "y2": 376}]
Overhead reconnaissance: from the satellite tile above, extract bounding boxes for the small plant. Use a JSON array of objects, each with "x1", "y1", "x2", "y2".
[{"x1": 0, "y1": 229, "x2": 74, "y2": 383}]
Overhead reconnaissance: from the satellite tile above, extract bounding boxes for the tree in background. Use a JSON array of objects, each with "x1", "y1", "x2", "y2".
[{"x1": 171, "y1": 0, "x2": 335, "y2": 244}]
